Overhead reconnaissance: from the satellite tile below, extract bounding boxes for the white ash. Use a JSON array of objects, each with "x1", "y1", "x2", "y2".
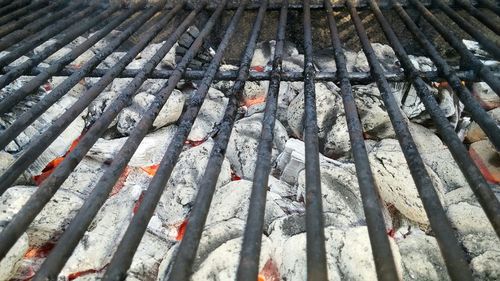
[
  {"x1": 88, "y1": 125, "x2": 177, "y2": 167},
  {"x1": 354, "y1": 43, "x2": 401, "y2": 73},
  {"x1": 0, "y1": 186, "x2": 84, "y2": 247},
  {"x1": 0, "y1": 225, "x2": 28, "y2": 281},
  {"x1": 226, "y1": 112, "x2": 288, "y2": 179},
  {"x1": 408, "y1": 55, "x2": 437, "y2": 72},
  {"x1": 368, "y1": 138, "x2": 445, "y2": 225},
  {"x1": 156, "y1": 139, "x2": 232, "y2": 228},
  {"x1": 472, "y1": 82, "x2": 500, "y2": 109},
  {"x1": 188, "y1": 88, "x2": 228, "y2": 141},
  {"x1": 313, "y1": 48, "x2": 357, "y2": 72}
]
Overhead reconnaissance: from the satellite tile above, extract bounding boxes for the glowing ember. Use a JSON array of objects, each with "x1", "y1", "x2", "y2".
[
  {"x1": 133, "y1": 192, "x2": 145, "y2": 214},
  {"x1": 469, "y1": 147, "x2": 500, "y2": 184},
  {"x1": 176, "y1": 219, "x2": 188, "y2": 241},
  {"x1": 185, "y1": 139, "x2": 205, "y2": 148},
  {"x1": 24, "y1": 242, "x2": 56, "y2": 259},
  {"x1": 42, "y1": 83, "x2": 52, "y2": 92},
  {"x1": 231, "y1": 170, "x2": 241, "y2": 181},
  {"x1": 258, "y1": 259, "x2": 280, "y2": 281},
  {"x1": 243, "y1": 96, "x2": 266, "y2": 107},
  {"x1": 387, "y1": 228, "x2": 396, "y2": 238},
  {"x1": 33, "y1": 135, "x2": 83, "y2": 185},
  {"x1": 140, "y1": 164, "x2": 159, "y2": 176},
  {"x1": 109, "y1": 167, "x2": 131, "y2": 196},
  {"x1": 250, "y1": 65, "x2": 265, "y2": 72},
  {"x1": 67, "y1": 264, "x2": 108, "y2": 281}
]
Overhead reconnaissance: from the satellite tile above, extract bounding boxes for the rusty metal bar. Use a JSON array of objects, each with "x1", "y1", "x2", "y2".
[
  {"x1": 303, "y1": 1, "x2": 328, "y2": 280},
  {"x1": 324, "y1": 0, "x2": 400, "y2": 280},
  {"x1": 346, "y1": 1, "x2": 474, "y2": 280},
  {"x1": 167, "y1": 2, "x2": 268, "y2": 280}
]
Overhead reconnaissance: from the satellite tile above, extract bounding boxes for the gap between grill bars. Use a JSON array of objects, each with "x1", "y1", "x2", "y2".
[{"x1": 0, "y1": 0, "x2": 498, "y2": 281}]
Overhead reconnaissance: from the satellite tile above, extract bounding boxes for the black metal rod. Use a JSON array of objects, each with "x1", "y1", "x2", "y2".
[
  {"x1": 391, "y1": 2, "x2": 500, "y2": 150},
  {"x1": 10, "y1": 66, "x2": 497, "y2": 82},
  {"x1": 408, "y1": 0, "x2": 500, "y2": 95},
  {"x1": 0, "y1": 6, "x2": 160, "y2": 193},
  {"x1": 324, "y1": 1, "x2": 400, "y2": 280},
  {"x1": 303, "y1": 1, "x2": 328, "y2": 280},
  {"x1": 0, "y1": 8, "x2": 135, "y2": 114},
  {"x1": 0, "y1": 0, "x2": 14, "y2": 7},
  {"x1": 0, "y1": 7, "x2": 117, "y2": 90},
  {"x1": 236, "y1": 1, "x2": 285, "y2": 281},
  {"x1": 0, "y1": 4, "x2": 96, "y2": 68},
  {"x1": 167, "y1": 3, "x2": 268, "y2": 281},
  {"x1": 0, "y1": 0, "x2": 30, "y2": 17},
  {"x1": 102, "y1": 2, "x2": 230, "y2": 280},
  {"x1": 0, "y1": 7, "x2": 158, "y2": 152},
  {"x1": 0, "y1": 0, "x2": 48, "y2": 26},
  {"x1": 0, "y1": 1, "x2": 78, "y2": 51},
  {"x1": 387, "y1": 0, "x2": 500, "y2": 238},
  {"x1": 477, "y1": 0, "x2": 500, "y2": 14},
  {"x1": 455, "y1": 0, "x2": 500, "y2": 35},
  {"x1": 434, "y1": 0, "x2": 500, "y2": 59},
  {"x1": 346, "y1": 1, "x2": 474, "y2": 280},
  {"x1": 32, "y1": 5, "x2": 192, "y2": 281},
  {"x1": 0, "y1": 5, "x2": 171, "y2": 263}
]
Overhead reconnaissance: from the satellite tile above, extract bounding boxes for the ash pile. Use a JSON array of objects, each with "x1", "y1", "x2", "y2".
[{"x1": 0, "y1": 10, "x2": 499, "y2": 281}]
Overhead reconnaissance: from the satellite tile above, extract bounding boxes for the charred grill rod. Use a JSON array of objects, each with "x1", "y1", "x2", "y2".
[
  {"x1": 303, "y1": 1, "x2": 329, "y2": 280},
  {"x1": 384, "y1": 0, "x2": 500, "y2": 239},
  {"x1": 236, "y1": 1, "x2": 286, "y2": 281},
  {"x1": 409, "y1": 0, "x2": 500, "y2": 95},
  {"x1": 0, "y1": 0, "x2": 49, "y2": 26},
  {"x1": 0, "y1": 7, "x2": 158, "y2": 152},
  {"x1": 0, "y1": 0, "x2": 30, "y2": 17},
  {"x1": 0, "y1": 6, "x2": 119, "y2": 90},
  {"x1": 346, "y1": 1, "x2": 474, "y2": 280},
  {"x1": 477, "y1": 0, "x2": 500, "y2": 14},
  {"x1": 455, "y1": 0, "x2": 500, "y2": 35},
  {"x1": 168, "y1": 2, "x2": 268, "y2": 280},
  {"x1": 324, "y1": 0, "x2": 401, "y2": 280},
  {"x1": 101, "y1": 1, "x2": 235, "y2": 279}
]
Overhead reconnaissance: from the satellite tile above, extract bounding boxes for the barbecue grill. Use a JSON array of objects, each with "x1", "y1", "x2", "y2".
[{"x1": 0, "y1": 0, "x2": 499, "y2": 280}]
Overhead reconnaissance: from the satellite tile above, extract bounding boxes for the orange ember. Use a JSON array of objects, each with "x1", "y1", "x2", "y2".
[
  {"x1": 258, "y1": 259, "x2": 280, "y2": 281},
  {"x1": 140, "y1": 164, "x2": 159, "y2": 176},
  {"x1": 24, "y1": 242, "x2": 56, "y2": 259},
  {"x1": 133, "y1": 192, "x2": 145, "y2": 214},
  {"x1": 243, "y1": 96, "x2": 266, "y2": 107},
  {"x1": 250, "y1": 65, "x2": 265, "y2": 72},
  {"x1": 68, "y1": 269, "x2": 100, "y2": 281},
  {"x1": 42, "y1": 83, "x2": 52, "y2": 92},
  {"x1": 387, "y1": 228, "x2": 396, "y2": 238},
  {"x1": 231, "y1": 170, "x2": 241, "y2": 181},
  {"x1": 109, "y1": 167, "x2": 131, "y2": 196},
  {"x1": 469, "y1": 148, "x2": 500, "y2": 184},
  {"x1": 176, "y1": 219, "x2": 188, "y2": 241},
  {"x1": 33, "y1": 135, "x2": 83, "y2": 185},
  {"x1": 185, "y1": 139, "x2": 205, "y2": 148}
]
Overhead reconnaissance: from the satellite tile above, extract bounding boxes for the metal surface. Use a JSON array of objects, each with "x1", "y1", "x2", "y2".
[{"x1": 0, "y1": 1, "x2": 498, "y2": 280}]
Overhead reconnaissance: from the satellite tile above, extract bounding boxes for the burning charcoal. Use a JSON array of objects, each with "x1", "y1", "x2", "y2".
[
  {"x1": 88, "y1": 125, "x2": 178, "y2": 167},
  {"x1": 57, "y1": 157, "x2": 106, "y2": 197},
  {"x1": 0, "y1": 186, "x2": 84, "y2": 247},
  {"x1": 116, "y1": 89, "x2": 184, "y2": 135},
  {"x1": 471, "y1": 252, "x2": 500, "y2": 280},
  {"x1": 60, "y1": 183, "x2": 144, "y2": 278},
  {"x1": 472, "y1": 82, "x2": 500, "y2": 110},
  {"x1": 368, "y1": 138, "x2": 445, "y2": 224},
  {"x1": 251, "y1": 40, "x2": 276, "y2": 69},
  {"x1": 0, "y1": 51, "x2": 30, "y2": 67},
  {"x1": 86, "y1": 91, "x2": 120, "y2": 128},
  {"x1": 408, "y1": 55, "x2": 437, "y2": 72},
  {"x1": 287, "y1": 82, "x2": 341, "y2": 140},
  {"x1": 354, "y1": 43, "x2": 401, "y2": 73},
  {"x1": 275, "y1": 226, "x2": 402, "y2": 281},
  {"x1": 191, "y1": 237, "x2": 275, "y2": 281},
  {"x1": 188, "y1": 88, "x2": 228, "y2": 141},
  {"x1": 397, "y1": 233, "x2": 449, "y2": 281},
  {"x1": 243, "y1": 81, "x2": 269, "y2": 106},
  {"x1": 0, "y1": 226, "x2": 28, "y2": 280},
  {"x1": 314, "y1": 48, "x2": 357, "y2": 72},
  {"x1": 128, "y1": 232, "x2": 172, "y2": 280},
  {"x1": 98, "y1": 51, "x2": 126, "y2": 69},
  {"x1": 156, "y1": 140, "x2": 231, "y2": 228},
  {"x1": 207, "y1": 180, "x2": 286, "y2": 228},
  {"x1": 466, "y1": 108, "x2": 500, "y2": 144},
  {"x1": 175, "y1": 26, "x2": 214, "y2": 69},
  {"x1": 408, "y1": 123, "x2": 468, "y2": 191},
  {"x1": 226, "y1": 113, "x2": 288, "y2": 179}
]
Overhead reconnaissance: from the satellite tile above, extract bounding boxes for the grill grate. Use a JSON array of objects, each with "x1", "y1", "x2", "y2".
[{"x1": 0, "y1": 0, "x2": 499, "y2": 280}]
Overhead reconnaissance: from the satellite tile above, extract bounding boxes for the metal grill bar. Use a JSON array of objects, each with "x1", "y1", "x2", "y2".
[
  {"x1": 0, "y1": 4, "x2": 96, "y2": 68},
  {"x1": 0, "y1": 0, "x2": 49, "y2": 26},
  {"x1": 101, "y1": 1, "x2": 232, "y2": 279},
  {"x1": 0, "y1": 6, "x2": 118, "y2": 90},
  {"x1": 346, "y1": 1, "x2": 474, "y2": 280},
  {"x1": 168, "y1": 2, "x2": 269, "y2": 279},
  {"x1": 477, "y1": 0, "x2": 500, "y2": 14},
  {"x1": 389, "y1": 0, "x2": 500, "y2": 237},
  {"x1": 0, "y1": 1, "x2": 66, "y2": 40},
  {"x1": 0, "y1": 1, "x2": 498, "y2": 280},
  {"x1": 409, "y1": 0, "x2": 500, "y2": 95},
  {"x1": 236, "y1": 1, "x2": 286, "y2": 280},
  {"x1": 434, "y1": 0, "x2": 500, "y2": 60},
  {"x1": 303, "y1": 1, "x2": 329, "y2": 280},
  {"x1": 456, "y1": 0, "x2": 500, "y2": 35},
  {"x1": 324, "y1": 0, "x2": 400, "y2": 280}
]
